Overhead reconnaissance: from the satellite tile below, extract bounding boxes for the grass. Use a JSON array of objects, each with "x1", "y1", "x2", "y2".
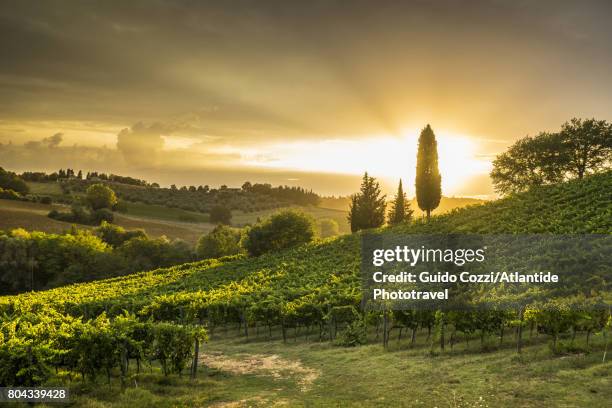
[
  {"x1": 119, "y1": 201, "x2": 210, "y2": 223},
  {"x1": 232, "y1": 205, "x2": 351, "y2": 234},
  {"x1": 39, "y1": 327, "x2": 612, "y2": 407},
  {"x1": 0, "y1": 199, "x2": 214, "y2": 245},
  {"x1": 26, "y1": 181, "x2": 64, "y2": 196}
]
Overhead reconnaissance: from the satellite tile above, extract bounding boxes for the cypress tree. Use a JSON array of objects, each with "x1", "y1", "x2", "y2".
[
  {"x1": 388, "y1": 179, "x2": 413, "y2": 225},
  {"x1": 415, "y1": 124, "x2": 442, "y2": 220},
  {"x1": 348, "y1": 172, "x2": 386, "y2": 232}
]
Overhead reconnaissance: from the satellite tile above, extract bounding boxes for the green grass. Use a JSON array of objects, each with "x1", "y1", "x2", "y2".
[
  {"x1": 26, "y1": 181, "x2": 63, "y2": 196},
  {"x1": 119, "y1": 201, "x2": 210, "y2": 223},
  {"x1": 0, "y1": 199, "x2": 213, "y2": 244},
  {"x1": 39, "y1": 328, "x2": 612, "y2": 407}
]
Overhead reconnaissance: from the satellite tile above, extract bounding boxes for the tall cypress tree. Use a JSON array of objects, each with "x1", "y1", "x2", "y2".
[
  {"x1": 415, "y1": 124, "x2": 441, "y2": 220},
  {"x1": 348, "y1": 172, "x2": 386, "y2": 232},
  {"x1": 388, "y1": 179, "x2": 413, "y2": 225}
]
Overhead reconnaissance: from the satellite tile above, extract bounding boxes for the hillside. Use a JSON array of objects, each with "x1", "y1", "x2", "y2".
[
  {"x1": 4, "y1": 172, "x2": 610, "y2": 316},
  {"x1": 1, "y1": 172, "x2": 610, "y2": 407},
  {"x1": 319, "y1": 195, "x2": 486, "y2": 216}
]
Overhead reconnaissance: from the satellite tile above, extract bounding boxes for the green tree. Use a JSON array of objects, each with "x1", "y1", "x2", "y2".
[
  {"x1": 319, "y1": 218, "x2": 340, "y2": 238},
  {"x1": 116, "y1": 236, "x2": 192, "y2": 272},
  {"x1": 490, "y1": 132, "x2": 567, "y2": 194},
  {"x1": 243, "y1": 210, "x2": 315, "y2": 256},
  {"x1": 95, "y1": 221, "x2": 147, "y2": 247},
  {"x1": 0, "y1": 167, "x2": 29, "y2": 194},
  {"x1": 415, "y1": 124, "x2": 441, "y2": 220},
  {"x1": 387, "y1": 179, "x2": 413, "y2": 225},
  {"x1": 196, "y1": 225, "x2": 242, "y2": 259},
  {"x1": 559, "y1": 118, "x2": 612, "y2": 179},
  {"x1": 209, "y1": 205, "x2": 232, "y2": 225},
  {"x1": 348, "y1": 172, "x2": 386, "y2": 232},
  {"x1": 86, "y1": 184, "x2": 118, "y2": 210}
]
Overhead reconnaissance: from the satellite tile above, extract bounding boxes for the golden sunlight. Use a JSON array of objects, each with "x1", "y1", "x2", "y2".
[{"x1": 233, "y1": 129, "x2": 491, "y2": 195}]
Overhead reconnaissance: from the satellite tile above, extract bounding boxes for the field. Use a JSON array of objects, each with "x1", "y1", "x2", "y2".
[
  {"x1": 26, "y1": 181, "x2": 64, "y2": 196},
  {"x1": 2, "y1": 172, "x2": 610, "y2": 407},
  {"x1": 64, "y1": 330, "x2": 610, "y2": 407},
  {"x1": 0, "y1": 198, "x2": 351, "y2": 244},
  {"x1": 0, "y1": 199, "x2": 214, "y2": 245},
  {"x1": 119, "y1": 201, "x2": 210, "y2": 223},
  {"x1": 232, "y1": 205, "x2": 351, "y2": 233}
]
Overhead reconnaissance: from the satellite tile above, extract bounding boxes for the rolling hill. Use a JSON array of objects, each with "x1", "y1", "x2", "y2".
[
  {"x1": 1, "y1": 172, "x2": 610, "y2": 407},
  {"x1": 6, "y1": 171, "x2": 609, "y2": 317}
]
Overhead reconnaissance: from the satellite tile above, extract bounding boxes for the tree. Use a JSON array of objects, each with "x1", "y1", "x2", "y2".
[
  {"x1": 243, "y1": 210, "x2": 315, "y2": 256},
  {"x1": 0, "y1": 167, "x2": 29, "y2": 194},
  {"x1": 209, "y1": 205, "x2": 232, "y2": 225},
  {"x1": 490, "y1": 132, "x2": 567, "y2": 194},
  {"x1": 559, "y1": 118, "x2": 612, "y2": 179},
  {"x1": 415, "y1": 124, "x2": 441, "y2": 220},
  {"x1": 387, "y1": 179, "x2": 413, "y2": 225},
  {"x1": 196, "y1": 225, "x2": 242, "y2": 259},
  {"x1": 319, "y1": 219, "x2": 340, "y2": 238},
  {"x1": 348, "y1": 172, "x2": 386, "y2": 232},
  {"x1": 86, "y1": 184, "x2": 118, "y2": 210},
  {"x1": 95, "y1": 221, "x2": 147, "y2": 247}
]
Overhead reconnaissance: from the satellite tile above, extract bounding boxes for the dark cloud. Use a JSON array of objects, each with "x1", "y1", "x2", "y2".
[{"x1": 0, "y1": 1, "x2": 610, "y2": 142}]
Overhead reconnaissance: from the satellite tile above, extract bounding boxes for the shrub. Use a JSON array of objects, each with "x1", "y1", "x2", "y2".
[
  {"x1": 39, "y1": 196, "x2": 52, "y2": 204},
  {"x1": 243, "y1": 210, "x2": 315, "y2": 256},
  {"x1": 319, "y1": 218, "x2": 340, "y2": 238},
  {"x1": 91, "y1": 208, "x2": 114, "y2": 224},
  {"x1": 95, "y1": 221, "x2": 147, "y2": 247},
  {"x1": 196, "y1": 225, "x2": 242, "y2": 259},
  {"x1": 116, "y1": 236, "x2": 193, "y2": 272},
  {"x1": 0, "y1": 167, "x2": 29, "y2": 194},
  {"x1": 0, "y1": 187, "x2": 23, "y2": 201},
  {"x1": 151, "y1": 323, "x2": 193, "y2": 375},
  {"x1": 209, "y1": 205, "x2": 232, "y2": 225},
  {"x1": 335, "y1": 319, "x2": 367, "y2": 347},
  {"x1": 86, "y1": 183, "x2": 118, "y2": 210},
  {"x1": 0, "y1": 341, "x2": 51, "y2": 386}
]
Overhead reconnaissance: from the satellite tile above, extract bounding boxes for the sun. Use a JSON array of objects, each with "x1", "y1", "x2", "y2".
[{"x1": 234, "y1": 128, "x2": 491, "y2": 196}]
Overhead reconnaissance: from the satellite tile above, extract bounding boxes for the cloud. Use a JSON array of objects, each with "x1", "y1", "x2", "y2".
[
  {"x1": 43, "y1": 132, "x2": 63, "y2": 148},
  {"x1": 23, "y1": 132, "x2": 63, "y2": 149},
  {"x1": 116, "y1": 122, "x2": 166, "y2": 166}
]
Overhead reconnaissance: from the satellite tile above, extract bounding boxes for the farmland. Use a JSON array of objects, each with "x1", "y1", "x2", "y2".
[{"x1": 0, "y1": 172, "x2": 610, "y2": 406}]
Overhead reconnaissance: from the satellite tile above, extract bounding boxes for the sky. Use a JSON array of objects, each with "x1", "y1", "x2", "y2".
[{"x1": 1, "y1": 0, "x2": 611, "y2": 197}]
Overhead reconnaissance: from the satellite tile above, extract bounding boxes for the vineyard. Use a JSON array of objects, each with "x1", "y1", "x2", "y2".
[{"x1": 0, "y1": 172, "x2": 611, "y2": 394}]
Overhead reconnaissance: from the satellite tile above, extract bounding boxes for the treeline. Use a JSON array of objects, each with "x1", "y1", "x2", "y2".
[
  {"x1": 14, "y1": 167, "x2": 322, "y2": 213},
  {"x1": 0, "y1": 223, "x2": 193, "y2": 294},
  {"x1": 21, "y1": 169, "x2": 151, "y2": 186},
  {"x1": 241, "y1": 181, "x2": 320, "y2": 206},
  {"x1": 60, "y1": 178, "x2": 320, "y2": 214},
  {"x1": 491, "y1": 118, "x2": 611, "y2": 194}
]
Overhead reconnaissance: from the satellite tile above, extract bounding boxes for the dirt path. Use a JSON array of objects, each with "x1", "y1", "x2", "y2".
[{"x1": 201, "y1": 352, "x2": 320, "y2": 392}]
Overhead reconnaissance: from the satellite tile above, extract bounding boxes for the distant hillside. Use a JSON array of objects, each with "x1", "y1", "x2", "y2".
[
  {"x1": 319, "y1": 195, "x2": 486, "y2": 216},
  {"x1": 17, "y1": 168, "x2": 321, "y2": 214}
]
